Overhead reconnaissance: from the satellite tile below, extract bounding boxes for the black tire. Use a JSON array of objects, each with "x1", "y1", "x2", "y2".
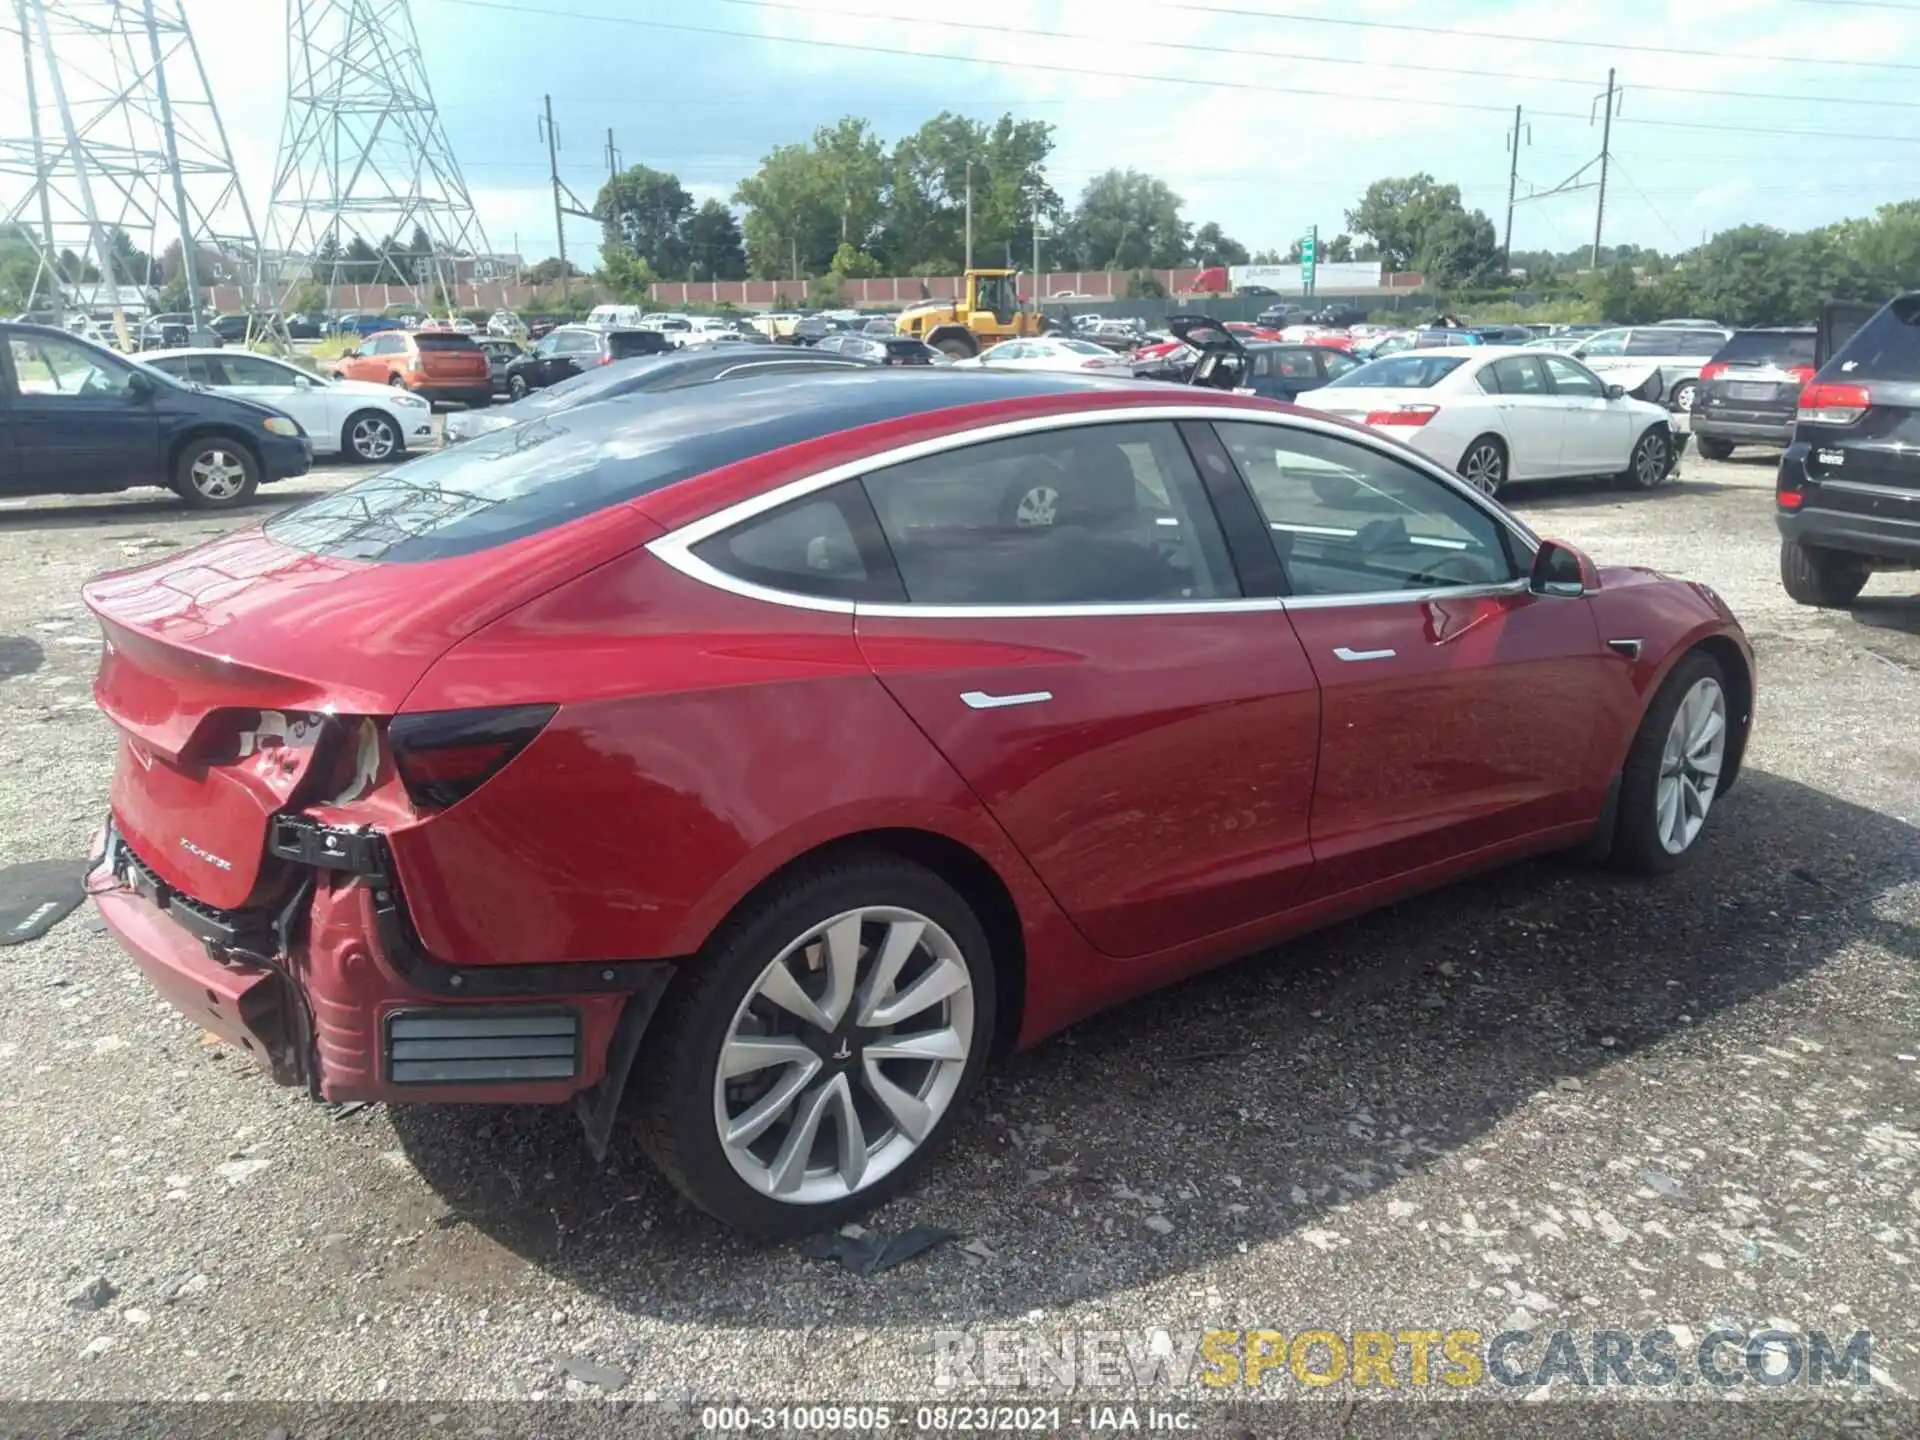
[
  {"x1": 1456, "y1": 434, "x2": 1508, "y2": 497},
  {"x1": 630, "y1": 856, "x2": 997, "y2": 1238},
  {"x1": 1615, "y1": 426, "x2": 1673, "y2": 490},
  {"x1": 386, "y1": 372, "x2": 406, "y2": 388},
  {"x1": 1668, "y1": 380, "x2": 1698, "y2": 415},
  {"x1": 171, "y1": 437, "x2": 260, "y2": 510},
  {"x1": 508, "y1": 373, "x2": 528, "y2": 400},
  {"x1": 1694, "y1": 436, "x2": 1734, "y2": 461},
  {"x1": 1780, "y1": 538, "x2": 1869, "y2": 607},
  {"x1": 1609, "y1": 650, "x2": 1728, "y2": 876},
  {"x1": 342, "y1": 409, "x2": 401, "y2": 464}
]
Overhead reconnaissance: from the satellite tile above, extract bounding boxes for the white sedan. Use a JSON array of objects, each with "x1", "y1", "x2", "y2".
[
  {"x1": 960, "y1": 336, "x2": 1132, "y2": 376},
  {"x1": 142, "y1": 348, "x2": 435, "y2": 463},
  {"x1": 1291, "y1": 346, "x2": 1677, "y2": 497}
]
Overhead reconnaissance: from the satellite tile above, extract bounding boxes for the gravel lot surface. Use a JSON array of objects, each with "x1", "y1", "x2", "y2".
[{"x1": 0, "y1": 444, "x2": 1917, "y2": 1435}]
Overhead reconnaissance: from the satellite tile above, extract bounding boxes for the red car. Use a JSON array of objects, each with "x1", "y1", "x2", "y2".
[{"x1": 84, "y1": 371, "x2": 1753, "y2": 1237}]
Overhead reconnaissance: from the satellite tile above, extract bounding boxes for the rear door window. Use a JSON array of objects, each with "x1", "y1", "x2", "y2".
[
  {"x1": 861, "y1": 422, "x2": 1240, "y2": 606},
  {"x1": 689, "y1": 479, "x2": 902, "y2": 603}
]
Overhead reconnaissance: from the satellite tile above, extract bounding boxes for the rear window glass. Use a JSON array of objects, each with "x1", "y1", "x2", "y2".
[
  {"x1": 413, "y1": 333, "x2": 478, "y2": 350},
  {"x1": 263, "y1": 381, "x2": 867, "y2": 563},
  {"x1": 690, "y1": 479, "x2": 901, "y2": 603},
  {"x1": 1714, "y1": 330, "x2": 1816, "y2": 366},
  {"x1": 1326, "y1": 355, "x2": 1465, "y2": 389},
  {"x1": 1822, "y1": 298, "x2": 1920, "y2": 382}
]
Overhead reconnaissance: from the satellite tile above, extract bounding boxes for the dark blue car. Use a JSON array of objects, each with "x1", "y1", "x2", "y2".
[{"x1": 1, "y1": 322, "x2": 312, "y2": 509}]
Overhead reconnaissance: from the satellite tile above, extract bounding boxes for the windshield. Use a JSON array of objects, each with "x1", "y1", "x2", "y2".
[{"x1": 1324, "y1": 355, "x2": 1466, "y2": 389}]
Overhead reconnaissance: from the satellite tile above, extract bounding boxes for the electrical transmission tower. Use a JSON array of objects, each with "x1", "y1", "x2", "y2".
[
  {"x1": 265, "y1": 0, "x2": 492, "y2": 312},
  {"x1": 2, "y1": 0, "x2": 265, "y2": 345}
]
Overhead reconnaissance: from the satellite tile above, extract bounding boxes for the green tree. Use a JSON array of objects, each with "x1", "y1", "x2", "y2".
[
  {"x1": 682, "y1": 200, "x2": 748, "y2": 281},
  {"x1": 1191, "y1": 222, "x2": 1249, "y2": 267},
  {"x1": 1059, "y1": 169, "x2": 1190, "y2": 270},
  {"x1": 598, "y1": 249, "x2": 658, "y2": 301},
  {"x1": 526, "y1": 256, "x2": 582, "y2": 285},
  {"x1": 876, "y1": 112, "x2": 1058, "y2": 273},
  {"x1": 1418, "y1": 208, "x2": 1502, "y2": 289},
  {"x1": 1125, "y1": 270, "x2": 1167, "y2": 298},
  {"x1": 736, "y1": 117, "x2": 887, "y2": 279},
  {"x1": 1346, "y1": 174, "x2": 1465, "y2": 271},
  {"x1": 595, "y1": 164, "x2": 694, "y2": 279},
  {"x1": 829, "y1": 241, "x2": 882, "y2": 278}
]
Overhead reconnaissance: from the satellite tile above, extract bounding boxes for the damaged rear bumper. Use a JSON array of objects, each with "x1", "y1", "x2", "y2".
[{"x1": 90, "y1": 820, "x2": 673, "y2": 1148}]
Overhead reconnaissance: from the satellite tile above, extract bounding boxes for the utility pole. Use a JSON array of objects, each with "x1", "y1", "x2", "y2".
[
  {"x1": 1502, "y1": 104, "x2": 1526, "y2": 277},
  {"x1": 1032, "y1": 214, "x2": 1040, "y2": 304},
  {"x1": 960, "y1": 163, "x2": 975, "y2": 276},
  {"x1": 32, "y1": 2, "x2": 129, "y2": 348},
  {"x1": 605, "y1": 127, "x2": 619, "y2": 190},
  {"x1": 13, "y1": 2, "x2": 64, "y2": 313},
  {"x1": 141, "y1": 0, "x2": 201, "y2": 329},
  {"x1": 1591, "y1": 68, "x2": 1617, "y2": 270},
  {"x1": 541, "y1": 95, "x2": 568, "y2": 302}
]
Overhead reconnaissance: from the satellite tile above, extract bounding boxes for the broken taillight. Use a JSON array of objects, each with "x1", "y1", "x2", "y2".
[{"x1": 388, "y1": 705, "x2": 556, "y2": 810}]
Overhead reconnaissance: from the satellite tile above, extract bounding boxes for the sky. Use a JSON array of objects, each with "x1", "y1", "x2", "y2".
[{"x1": 7, "y1": 0, "x2": 1920, "y2": 274}]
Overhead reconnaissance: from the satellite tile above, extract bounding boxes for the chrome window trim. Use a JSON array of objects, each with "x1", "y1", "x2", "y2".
[{"x1": 646, "y1": 404, "x2": 1540, "y2": 619}]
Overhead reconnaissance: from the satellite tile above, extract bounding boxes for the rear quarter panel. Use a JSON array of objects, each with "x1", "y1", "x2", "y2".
[{"x1": 394, "y1": 547, "x2": 1070, "y2": 972}]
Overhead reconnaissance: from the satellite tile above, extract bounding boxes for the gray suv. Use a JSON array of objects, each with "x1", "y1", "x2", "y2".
[
  {"x1": 1691, "y1": 328, "x2": 1816, "y2": 459},
  {"x1": 1569, "y1": 325, "x2": 1732, "y2": 412}
]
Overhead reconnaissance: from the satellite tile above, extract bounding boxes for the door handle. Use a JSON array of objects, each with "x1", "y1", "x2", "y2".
[
  {"x1": 960, "y1": 689, "x2": 1053, "y2": 710},
  {"x1": 1332, "y1": 646, "x2": 1396, "y2": 662}
]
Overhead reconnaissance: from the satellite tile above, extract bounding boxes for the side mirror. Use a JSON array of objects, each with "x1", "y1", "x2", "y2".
[
  {"x1": 1604, "y1": 383, "x2": 1625, "y2": 400},
  {"x1": 125, "y1": 370, "x2": 154, "y2": 401},
  {"x1": 1529, "y1": 538, "x2": 1599, "y2": 598},
  {"x1": 343, "y1": 347, "x2": 361, "y2": 358}
]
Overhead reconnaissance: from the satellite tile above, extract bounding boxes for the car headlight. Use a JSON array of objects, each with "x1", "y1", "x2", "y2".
[{"x1": 262, "y1": 416, "x2": 302, "y2": 437}]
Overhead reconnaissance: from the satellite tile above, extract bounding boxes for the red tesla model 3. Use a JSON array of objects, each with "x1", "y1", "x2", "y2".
[{"x1": 84, "y1": 370, "x2": 1753, "y2": 1236}]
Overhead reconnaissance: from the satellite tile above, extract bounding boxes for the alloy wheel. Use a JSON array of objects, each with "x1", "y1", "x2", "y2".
[
  {"x1": 1013, "y1": 485, "x2": 1059, "y2": 527},
  {"x1": 1669, "y1": 381, "x2": 1697, "y2": 414},
  {"x1": 1656, "y1": 676, "x2": 1726, "y2": 855},
  {"x1": 1634, "y1": 433, "x2": 1668, "y2": 488},
  {"x1": 188, "y1": 449, "x2": 247, "y2": 501},
  {"x1": 350, "y1": 416, "x2": 397, "y2": 461},
  {"x1": 1461, "y1": 442, "x2": 1504, "y2": 496},
  {"x1": 713, "y1": 906, "x2": 975, "y2": 1204}
]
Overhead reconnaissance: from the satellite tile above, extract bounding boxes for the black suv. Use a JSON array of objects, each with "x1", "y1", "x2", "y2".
[
  {"x1": 500, "y1": 324, "x2": 669, "y2": 399},
  {"x1": 1776, "y1": 293, "x2": 1920, "y2": 606},
  {"x1": 1693, "y1": 328, "x2": 1815, "y2": 459}
]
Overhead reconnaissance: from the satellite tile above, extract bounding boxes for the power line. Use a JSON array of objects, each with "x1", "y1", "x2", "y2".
[
  {"x1": 1101, "y1": 0, "x2": 1920, "y2": 75},
  {"x1": 702, "y1": 0, "x2": 1920, "y2": 111},
  {"x1": 427, "y1": 0, "x2": 1920, "y2": 145}
]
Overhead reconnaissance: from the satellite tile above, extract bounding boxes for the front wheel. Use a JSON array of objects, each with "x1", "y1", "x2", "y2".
[
  {"x1": 1780, "y1": 538, "x2": 1869, "y2": 607},
  {"x1": 631, "y1": 857, "x2": 995, "y2": 1237},
  {"x1": 1615, "y1": 427, "x2": 1674, "y2": 490},
  {"x1": 172, "y1": 439, "x2": 259, "y2": 509},
  {"x1": 343, "y1": 410, "x2": 401, "y2": 464},
  {"x1": 934, "y1": 336, "x2": 976, "y2": 361},
  {"x1": 508, "y1": 373, "x2": 528, "y2": 400},
  {"x1": 1609, "y1": 651, "x2": 1731, "y2": 874}
]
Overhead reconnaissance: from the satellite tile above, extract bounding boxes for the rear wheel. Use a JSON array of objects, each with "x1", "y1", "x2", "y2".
[
  {"x1": 343, "y1": 410, "x2": 401, "y2": 463},
  {"x1": 631, "y1": 857, "x2": 995, "y2": 1237},
  {"x1": 1615, "y1": 427, "x2": 1673, "y2": 490},
  {"x1": 1610, "y1": 651, "x2": 1730, "y2": 874},
  {"x1": 508, "y1": 372, "x2": 528, "y2": 400},
  {"x1": 1667, "y1": 379, "x2": 1698, "y2": 415},
  {"x1": 934, "y1": 335, "x2": 976, "y2": 361},
  {"x1": 1780, "y1": 538, "x2": 1870, "y2": 607},
  {"x1": 1457, "y1": 435, "x2": 1507, "y2": 497},
  {"x1": 1695, "y1": 436, "x2": 1734, "y2": 461},
  {"x1": 172, "y1": 438, "x2": 259, "y2": 509}
]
